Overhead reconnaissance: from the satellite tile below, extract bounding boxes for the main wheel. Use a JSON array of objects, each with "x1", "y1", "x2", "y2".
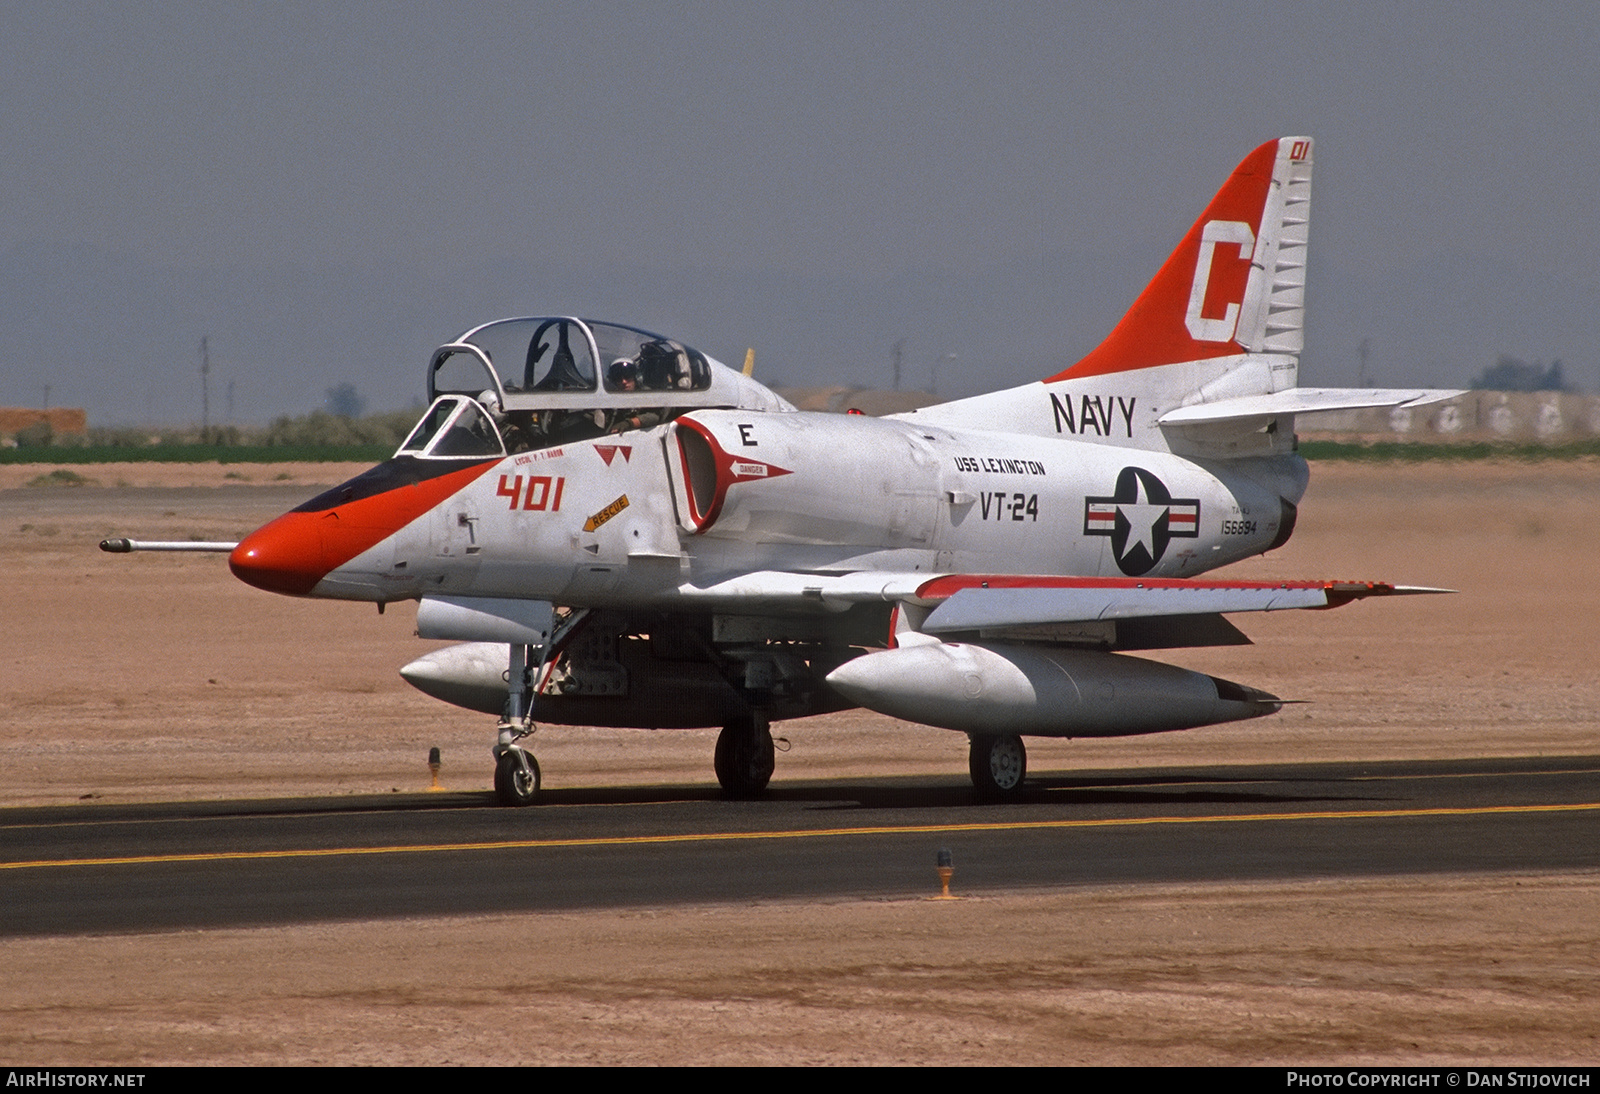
[
  {"x1": 494, "y1": 748, "x2": 541, "y2": 806},
  {"x1": 714, "y1": 715, "x2": 775, "y2": 798},
  {"x1": 969, "y1": 734, "x2": 1026, "y2": 797}
]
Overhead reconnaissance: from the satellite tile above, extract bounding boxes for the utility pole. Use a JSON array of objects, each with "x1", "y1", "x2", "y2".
[
  {"x1": 1357, "y1": 338, "x2": 1370, "y2": 387},
  {"x1": 932, "y1": 352, "x2": 957, "y2": 398},
  {"x1": 200, "y1": 336, "x2": 211, "y2": 438},
  {"x1": 891, "y1": 340, "x2": 904, "y2": 392}
]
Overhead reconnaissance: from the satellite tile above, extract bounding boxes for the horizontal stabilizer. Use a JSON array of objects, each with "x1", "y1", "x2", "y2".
[{"x1": 1159, "y1": 388, "x2": 1466, "y2": 427}]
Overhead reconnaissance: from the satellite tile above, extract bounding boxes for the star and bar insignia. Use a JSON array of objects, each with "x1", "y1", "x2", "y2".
[{"x1": 1084, "y1": 466, "x2": 1200, "y2": 576}]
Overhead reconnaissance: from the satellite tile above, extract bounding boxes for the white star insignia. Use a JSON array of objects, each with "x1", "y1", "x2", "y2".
[{"x1": 1117, "y1": 478, "x2": 1167, "y2": 559}]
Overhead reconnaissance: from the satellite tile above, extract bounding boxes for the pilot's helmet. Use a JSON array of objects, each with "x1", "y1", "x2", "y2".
[
  {"x1": 477, "y1": 389, "x2": 502, "y2": 414},
  {"x1": 608, "y1": 358, "x2": 639, "y2": 388}
]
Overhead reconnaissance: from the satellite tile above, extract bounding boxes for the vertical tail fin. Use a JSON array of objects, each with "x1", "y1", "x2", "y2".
[
  {"x1": 905, "y1": 137, "x2": 1459, "y2": 454},
  {"x1": 1052, "y1": 137, "x2": 1314, "y2": 383}
]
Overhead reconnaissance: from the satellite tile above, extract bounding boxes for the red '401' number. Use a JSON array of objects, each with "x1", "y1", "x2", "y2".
[{"x1": 497, "y1": 474, "x2": 566, "y2": 512}]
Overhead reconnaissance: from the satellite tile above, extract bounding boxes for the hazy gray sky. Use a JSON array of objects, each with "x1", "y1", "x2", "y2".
[{"x1": 4, "y1": 3, "x2": 1597, "y2": 422}]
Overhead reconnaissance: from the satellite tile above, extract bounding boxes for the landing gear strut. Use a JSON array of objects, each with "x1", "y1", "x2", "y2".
[
  {"x1": 483, "y1": 610, "x2": 589, "y2": 807},
  {"x1": 969, "y1": 733, "x2": 1026, "y2": 797},
  {"x1": 494, "y1": 640, "x2": 541, "y2": 807},
  {"x1": 714, "y1": 713, "x2": 775, "y2": 798}
]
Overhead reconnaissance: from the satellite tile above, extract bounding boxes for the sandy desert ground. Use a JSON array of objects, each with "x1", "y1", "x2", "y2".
[{"x1": 1, "y1": 458, "x2": 1597, "y2": 1064}]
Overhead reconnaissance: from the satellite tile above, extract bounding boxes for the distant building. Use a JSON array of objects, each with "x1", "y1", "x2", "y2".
[
  {"x1": 0, "y1": 408, "x2": 88, "y2": 445},
  {"x1": 1299, "y1": 391, "x2": 1600, "y2": 444}
]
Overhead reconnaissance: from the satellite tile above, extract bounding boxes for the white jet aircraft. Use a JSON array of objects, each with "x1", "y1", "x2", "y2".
[{"x1": 107, "y1": 137, "x2": 1457, "y2": 805}]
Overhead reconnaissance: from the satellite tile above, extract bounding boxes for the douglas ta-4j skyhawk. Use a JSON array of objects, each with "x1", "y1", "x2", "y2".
[{"x1": 107, "y1": 137, "x2": 1458, "y2": 805}]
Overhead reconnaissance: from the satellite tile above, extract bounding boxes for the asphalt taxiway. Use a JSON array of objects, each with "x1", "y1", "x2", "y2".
[{"x1": 4, "y1": 755, "x2": 1596, "y2": 937}]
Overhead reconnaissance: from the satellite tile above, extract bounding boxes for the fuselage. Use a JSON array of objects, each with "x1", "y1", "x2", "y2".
[{"x1": 229, "y1": 402, "x2": 1309, "y2": 610}]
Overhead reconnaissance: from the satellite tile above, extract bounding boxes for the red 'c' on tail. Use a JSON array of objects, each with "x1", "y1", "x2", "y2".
[{"x1": 1049, "y1": 138, "x2": 1285, "y2": 382}]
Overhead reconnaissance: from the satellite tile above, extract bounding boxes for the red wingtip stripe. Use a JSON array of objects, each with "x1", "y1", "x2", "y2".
[{"x1": 913, "y1": 574, "x2": 1381, "y2": 601}]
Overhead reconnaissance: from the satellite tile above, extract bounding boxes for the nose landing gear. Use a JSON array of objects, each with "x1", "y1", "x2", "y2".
[
  {"x1": 493, "y1": 638, "x2": 542, "y2": 806},
  {"x1": 494, "y1": 745, "x2": 541, "y2": 806}
]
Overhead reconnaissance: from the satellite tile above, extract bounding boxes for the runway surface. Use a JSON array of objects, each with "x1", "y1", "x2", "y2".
[{"x1": 4, "y1": 755, "x2": 1597, "y2": 937}]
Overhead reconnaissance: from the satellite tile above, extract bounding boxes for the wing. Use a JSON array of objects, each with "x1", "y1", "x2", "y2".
[
  {"x1": 669, "y1": 571, "x2": 1448, "y2": 650},
  {"x1": 908, "y1": 574, "x2": 1448, "y2": 650}
]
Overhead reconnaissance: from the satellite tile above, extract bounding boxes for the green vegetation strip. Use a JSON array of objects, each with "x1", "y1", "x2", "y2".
[
  {"x1": 1299, "y1": 439, "x2": 1600, "y2": 462},
  {"x1": 2, "y1": 408, "x2": 419, "y2": 464},
  {"x1": 8, "y1": 434, "x2": 1600, "y2": 466}
]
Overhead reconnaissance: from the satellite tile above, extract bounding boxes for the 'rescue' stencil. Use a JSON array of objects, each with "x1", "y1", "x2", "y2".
[{"x1": 583, "y1": 494, "x2": 630, "y2": 532}]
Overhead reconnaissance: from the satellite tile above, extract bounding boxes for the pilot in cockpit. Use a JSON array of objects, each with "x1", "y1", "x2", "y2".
[
  {"x1": 607, "y1": 358, "x2": 641, "y2": 392},
  {"x1": 478, "y1": 390, "x2": 532, "y2": 453},
  {"x1": 606, "y1": 358, "x2": 665, "y2": 434}
]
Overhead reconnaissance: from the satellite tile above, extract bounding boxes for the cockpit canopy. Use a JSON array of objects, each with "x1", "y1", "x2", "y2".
[
  {"x1": 429, "y1": 317, "x2": 714, "y2": 409},
  {"x1": 397, "y1": 395, "x2": 505, "y2": 459},
  {"x1": 410, "y1": 316, "x2": 790, "y2": 458}
]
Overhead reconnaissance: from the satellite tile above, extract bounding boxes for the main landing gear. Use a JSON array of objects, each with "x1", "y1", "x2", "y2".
[
  {"x1": 969, "y1": 733, "x2": 1027, "y2": 798},
  {"x1": 714, "y1": 712, "x2": 775, "y2": 798}
]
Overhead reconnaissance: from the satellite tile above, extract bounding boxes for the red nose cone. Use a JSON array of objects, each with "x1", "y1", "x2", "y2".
[{"x1": 229, "y1": 512, "x2": 329, "y2": 596}]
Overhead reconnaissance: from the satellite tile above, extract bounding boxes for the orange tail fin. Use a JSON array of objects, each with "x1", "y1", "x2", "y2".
[{"x1": 1053, "y1": 137, "x2": 1313, "y2": 382}]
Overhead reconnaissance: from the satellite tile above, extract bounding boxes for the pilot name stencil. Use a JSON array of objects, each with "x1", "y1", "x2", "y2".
[{"x1": 1049, "y1": 393, "x2": 1136, "y2": 438}]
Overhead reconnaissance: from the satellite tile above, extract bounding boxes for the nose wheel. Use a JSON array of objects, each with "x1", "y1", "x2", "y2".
[{"x1": 494, "y1": 746, "x2": 541, "y2": 806}]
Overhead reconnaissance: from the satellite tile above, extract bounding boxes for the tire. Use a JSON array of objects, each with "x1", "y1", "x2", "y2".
[
  {"x1": 714, "y1": 715, "x2": 775, "y2": 798},
  {"x1": 494, "y1": 748, "x2": 541, "y2": 806},
  {"x1": 969, "y1": 734, "x2": 1026, "y2": 797}
]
